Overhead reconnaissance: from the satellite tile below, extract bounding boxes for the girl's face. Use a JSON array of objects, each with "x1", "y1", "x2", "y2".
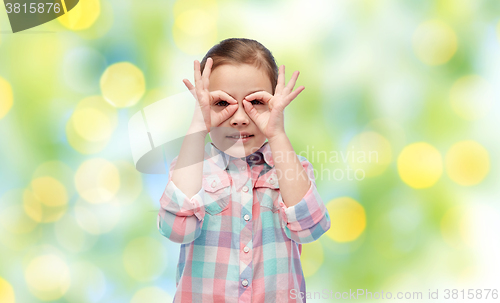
[{"x1": 208, "y1": 63, "x2": 273, "y2": 158}]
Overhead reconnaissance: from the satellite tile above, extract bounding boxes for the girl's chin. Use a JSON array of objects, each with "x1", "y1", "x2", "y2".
[
  {"x1": 223, "y1": 146, "x2": 251, "y2": 158},
  {"x1": 213, "y1": 140, "x2": 262, "y2": 158}
]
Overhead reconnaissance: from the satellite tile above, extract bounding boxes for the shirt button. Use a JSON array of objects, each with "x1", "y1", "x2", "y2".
[
  {"x1": 242, "y1": 279, "x2": 249, "y2": 287},
  {"x1": 269, "y1": 178, "x2": 275, "y2": 185},
  {"x1": 243, "y1": 246, "x2": 250, "y2": 253},
  {"x1": 240, "y1": 166, "x2": 246, "y2": 171},
  {"x1": 242, "y1": 186, "x2": 249, "y2": 193},
  {"x1": 244, "y1": 214, "x2": 250, "y2": 221},
  {"x1": 211, "y1": 180, "x2": 217, "y2": 188}
]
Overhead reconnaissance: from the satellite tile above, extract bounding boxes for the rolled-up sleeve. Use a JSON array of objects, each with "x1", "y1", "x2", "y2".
[
  {"x1": 157, "y1": 157, "x2": 205, "y2": 244},
  {"x1": 277, "y1": 157, "x2": 331, "y2": 244}
]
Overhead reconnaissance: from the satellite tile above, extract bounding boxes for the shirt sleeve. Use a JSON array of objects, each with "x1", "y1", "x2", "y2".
[
  {"x1": 157, "y1": 156, "x2": 206, "y2": 244},
  {"x1": 276, "y1": 157, "x2": 331, "y2": 244}
]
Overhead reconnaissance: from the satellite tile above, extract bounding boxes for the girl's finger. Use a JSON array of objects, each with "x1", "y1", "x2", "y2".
[
  {"x1": 194, "y1": 60, "x2": 203, "y2": 90},
  {"x1": 283, "y1": 71, "x2": 300, "y2": 95},
  {"x1": 202, "y1": 57, "x2": 213, "y2": 90},
  {"x1": 275, "y1": 65, "x2": 286, "y2": 95},
  {"x1": 242, "y1": 99, "x2": 259, "y2": 121},
  {"x1": 210, "y1": 90, "x2": 238, "y2": 106},
  {"x1": 283, "y1": 86, "x2": 305, "y2": 108},
  {"x1": 217, "y1": 104, "x2": 238, "y2": 123},
  {"x1": 244, "y1": 91, "x2": 272, "y2": 104},
  {"x1": 183, "y1": 79, "x2": 195, "y2": 91},
  {"x1": 183, "y1": 79, "x2": 198, "y2": 100}
]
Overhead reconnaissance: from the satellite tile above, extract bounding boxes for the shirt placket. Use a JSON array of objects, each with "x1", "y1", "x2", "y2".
[{"x1": 228, "y1": 158, "x2": 253, "y2": 303}]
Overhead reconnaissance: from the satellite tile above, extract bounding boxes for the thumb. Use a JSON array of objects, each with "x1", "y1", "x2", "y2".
[
  {"x1": 212, "y1": 104, "x2": 238, "y2": 126},
  {"x1": 242, "y1": 99, "x2": 259, "y2": 121}
]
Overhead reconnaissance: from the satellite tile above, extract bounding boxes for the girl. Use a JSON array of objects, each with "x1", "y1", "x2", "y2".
[{"x1": 158, "y1": 38, "x2": 331, "y2": 303}]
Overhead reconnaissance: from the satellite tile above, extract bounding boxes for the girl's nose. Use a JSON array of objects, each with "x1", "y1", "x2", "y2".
[{"x1": 229, "y1": 102, "x2": 249, "y2": 126}]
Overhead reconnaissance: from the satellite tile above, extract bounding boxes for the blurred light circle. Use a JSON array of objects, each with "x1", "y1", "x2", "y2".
[
  {"x1": 55, "y1": 213, "x2": 97, "y2": 253},
  {"x1": 32, "y1": 161, "x2": 75, "y2": 198},
  {"x1": 0, "y1": 224, "x2": 40, "y2": 252},
  {"x1": 325, "y1": 197, "x2": 366, "y2": 242},
  {"x1": 123, "y1": 237, "x2": 168, "y2": 282},
  {"x1": 172, "y1": 9, "x2": 217, "y2": 55},
  {"x1": 445, "y1": 141, "x2": 489, "y2": 186},
  {"x1": 63, "y1": 47, "x2": 107, "y2": 93},
  {"x1": 0, "y1": 190, "x2": 41, "y2": 251},
  {"x1": 397, "y1": 142, "x2": 442, "y2": 188},
  {"x1": 100, "y1": 62, "x2": 146, "y2": 108},
  {"x1": 0, "y1": 77, "x2": 13, "y2": 119},
  {"x1": 73, "y1": 108, "x2": 113, "y2": 141},
  {"x1": 58, "y1": 0, "x2": 101, "y2": 30},
  {"x1": 31, "y1": 177, "x2": 68, "y2": 207},
  {"x1": 66, "y1": 96, "x2": 118, "y2": 152},
  {"x1": 300, "y1": 240, "x2": 324, "y2": 277},
  {"x1": 64, "y1": 261, "x2": 106, "y2": 303},
  {"x1": 23, "y1": 177, "x2": 68, "y2": 223},
  {"x1": 346, "y1": 131, "x2": 392, "y2": 178},
  {"x1": 25, "y1": 255, "x2": 70, "y2": 301},
  {"x1": 66, "y1": 96, "x2": 117, "y2": 154},
  {"x1": 131, "y1": 287, "x2": 172, "y2": 303},
  {"x1": 412, "y1": 20, "x2": 457, "y2": 65},
  {"x1": 74, "y1": 198, "x2": 121, "y2": 235},
  {"x1": 114, "y1": 160, "x2": 143, "y2": 205},
  {"x1": 450, "y1": 75, "x2": 494, "y2": 120},
  {"x1": 0, "y1": 277, "x2": 15, "y2": 303},
  {"x1": 74, "y1": 158, "x2": 120, "y2": 204},
  {"x1": 66, "y1": 119, "x2": 108, "y2": 154},
  {"x1": 66, "y1": 0, "x2": 113, "y2": 39},
  {"x1": 365, "y1": 119, "x2": 406, "y2": 150},
  {"x1": 441, "y1": 206, "x2": 473, "y2": 249},
  {"x1": 0, "y1": 189, "x2": 38, "y2": 234}
]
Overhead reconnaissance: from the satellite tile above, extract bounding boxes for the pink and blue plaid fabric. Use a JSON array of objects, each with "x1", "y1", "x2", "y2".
[{"x1": 158, "y1": 141, "x2": 331, "y2": 303}]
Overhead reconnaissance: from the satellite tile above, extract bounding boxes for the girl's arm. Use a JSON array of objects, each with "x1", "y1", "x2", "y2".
[
  {"x1": 173, "y1": 58, "x2": 238, "y2": 198},
  {"x1": 158, "y1": 59, "x2": 238, "y2": 244},
  {"x1": 158, "y1": 123, "x2": 207, "y2": 244},
  {"x1": 243, "y1": 65, "x2": 330, "y2": 243},
  {"x1": 267, "y1": 133, "x2": 310, "y2": 207},
  {"x1": 170, "y1": 124, "x2": 207, "y2": 199},
  {"x1": 268, "y1": 134, "x2": 331, "y2": 244},
  {"x1": 158, "y1": 146, "x2": 206, "y2": 243}
]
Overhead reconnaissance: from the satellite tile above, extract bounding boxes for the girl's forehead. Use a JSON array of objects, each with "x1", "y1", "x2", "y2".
[
  {"x1": 212, "y1": 62, "x2": 265, "y2": 73},
  {"x1": 209, "y1": 64, "x2": 273, "y2": 93}
]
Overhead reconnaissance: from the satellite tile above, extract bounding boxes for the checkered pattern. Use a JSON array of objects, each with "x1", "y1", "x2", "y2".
[{"x1": 158, "y1": 141, "x2": 331, "y2": 303}]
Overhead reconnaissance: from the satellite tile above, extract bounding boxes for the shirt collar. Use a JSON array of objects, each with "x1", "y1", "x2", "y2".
[{"x1": 205, "y1": 141, "x2": 274, "y2": 170}]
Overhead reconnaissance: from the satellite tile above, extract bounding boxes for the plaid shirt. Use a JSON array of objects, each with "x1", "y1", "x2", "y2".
[{"x1": 158, "y1": 141, "x2": 331, "y2": 303}]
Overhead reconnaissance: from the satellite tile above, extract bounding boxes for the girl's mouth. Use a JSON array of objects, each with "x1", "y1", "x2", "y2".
[{"x1": 226, "y1": 134, "x2": 254, "y2": 142}]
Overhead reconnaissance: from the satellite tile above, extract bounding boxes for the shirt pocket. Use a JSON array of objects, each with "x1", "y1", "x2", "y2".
[
  {"x1": 202, "y1": 172, "x2": 232, "y2": 215},
  {"x1": 255, "y1": 172, "x2": 280, "y2": 213}
]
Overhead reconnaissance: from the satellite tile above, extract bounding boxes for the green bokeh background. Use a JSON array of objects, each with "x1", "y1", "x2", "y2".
[{"x1": 1, "y1": 0, "x2": 499, "y2": 302}]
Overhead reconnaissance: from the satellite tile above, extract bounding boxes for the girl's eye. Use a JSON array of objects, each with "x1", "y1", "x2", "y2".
[
  {"x1": 250, "y1": 100, "x2": 263, "y2": 105},
  {"x1": 215, "y1": 100, "x2": 230, "y2": 107}
]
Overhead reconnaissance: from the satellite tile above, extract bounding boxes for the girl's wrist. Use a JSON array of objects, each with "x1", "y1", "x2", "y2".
[
  {"x1": 187, "y1": 123, "x2": 209, "y2": 136},
  {"x1": 267, "y1": 131, "x2": 288, "y2": 145}
]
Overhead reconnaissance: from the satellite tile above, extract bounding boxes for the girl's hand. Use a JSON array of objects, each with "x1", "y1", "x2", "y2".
[
  {"x1": 183, "y1": 58, "x2": 238, "y2": 134},
  {"x1": 242, "y1": 65, "x2": 305, "y2": 140}
]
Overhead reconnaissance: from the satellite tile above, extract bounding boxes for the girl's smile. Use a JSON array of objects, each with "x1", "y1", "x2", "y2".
[{"x1": 226, "y1": 131, "x2": 254, "y2": 142}]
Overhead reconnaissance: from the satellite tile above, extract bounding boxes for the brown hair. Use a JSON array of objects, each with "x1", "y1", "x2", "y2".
[{"x1": 200, "y1": 38, "x2": 279, "y2": 94}]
